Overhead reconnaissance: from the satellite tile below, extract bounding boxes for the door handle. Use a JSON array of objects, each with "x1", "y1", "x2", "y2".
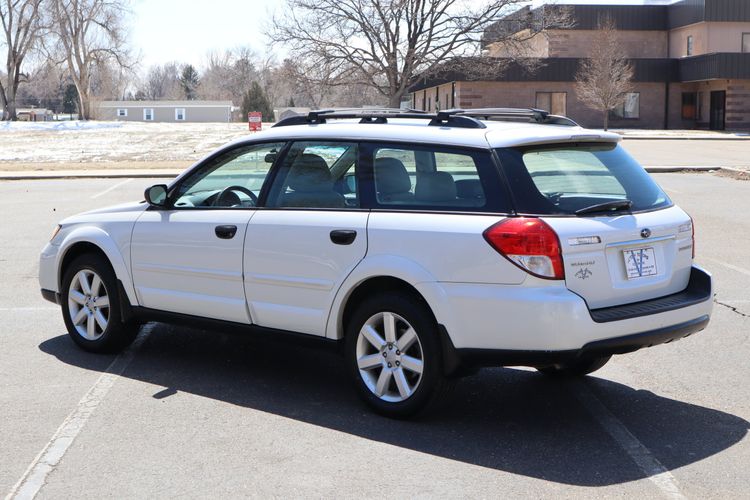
[
  {"x1": 215, "y1": 225, "x2": 238, "y2": 239},
  {"x1": 330, "y1": 229, "x2": 357, "y2": 245}
]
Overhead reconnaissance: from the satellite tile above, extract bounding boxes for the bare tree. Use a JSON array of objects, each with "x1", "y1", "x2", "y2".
[
  {"x1": 270, "y1": 0, "x2": 569, "y2": 107},
  {"x1": 47, "y1": 0, "x2": 130, "y2": 119},
  {"x1": 575, "y1": 16, "x2": 634, "y2": 130},
  {"x1": 0, "y1": 0, "x2": 43, "y2": 120},
  {"x1": 200, "y1": 47, "x2": 259, "y2": 103},
  {"x1": 138, "y1": 62, "x2": 181, "y2": 100}
]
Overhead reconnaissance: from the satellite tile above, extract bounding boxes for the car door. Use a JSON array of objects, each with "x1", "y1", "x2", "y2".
[
  {"x1": 244, "y1": 141, "x2": 369, "y2": 336},
  {"x1": 131, "y1": 141, "x2": 285, "y2": 323}
]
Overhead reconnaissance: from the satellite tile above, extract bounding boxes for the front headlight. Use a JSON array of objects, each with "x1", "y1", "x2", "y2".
[{"x1": 50, "y1": 224, "x2": 61, "y2": 241}]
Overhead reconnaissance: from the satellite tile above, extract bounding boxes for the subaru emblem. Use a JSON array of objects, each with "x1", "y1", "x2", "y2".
[{"x1": 640, "y1": 228, "x2": 651, "y2": 238}]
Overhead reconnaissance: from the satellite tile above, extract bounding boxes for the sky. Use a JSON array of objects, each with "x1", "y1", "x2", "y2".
[
  {"x1": 131, "y1": 0, "x2": 680, "y2": 70},
  {"x1": 131, "y1": 0, "x2": 284, "y2": 69}
]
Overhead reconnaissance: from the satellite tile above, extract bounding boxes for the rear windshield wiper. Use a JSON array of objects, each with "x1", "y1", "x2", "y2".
[{"x1": 575, "y1": 199, "x2": 633, "y2": 216}]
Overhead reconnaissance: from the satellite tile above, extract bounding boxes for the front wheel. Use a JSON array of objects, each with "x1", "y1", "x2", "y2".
[
  {"x1": 537, "y1": 355, "x2": 612, "y2": 377},
  {"x1": 345, "y1": 292, "x2": 449, "y2": 418},
  {"x1": 61, "y1": 253, "x2": 138, "y2": 354}
]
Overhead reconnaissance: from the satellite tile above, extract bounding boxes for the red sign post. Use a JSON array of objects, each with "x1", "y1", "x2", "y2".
[{"x1": 248, "y1": 112, "x2": 262, "y2": 132}]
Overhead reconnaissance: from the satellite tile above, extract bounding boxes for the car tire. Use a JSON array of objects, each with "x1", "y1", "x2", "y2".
[
  {"x1": 536, "y1": 355, "x2": 612, "y2": 377},
  {"x1": 345, "y1": 292, "x2": 449, "y2": 419},
  {"x1": 61, "y1": 253, "x2": 138, "y2": 354}
]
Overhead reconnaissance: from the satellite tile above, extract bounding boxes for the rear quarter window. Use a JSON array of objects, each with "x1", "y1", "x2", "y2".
[
  {"x1": 496, "y1": 143, "x2": 672, "y2": 215},
  {"x1": 365, "y1": 143, "x2": 510, "y2": 213}
]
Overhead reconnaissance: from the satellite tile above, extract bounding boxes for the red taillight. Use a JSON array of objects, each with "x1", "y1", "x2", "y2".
[{"x1": 483, "y1": 218, "x2": 565, "y2": 280}]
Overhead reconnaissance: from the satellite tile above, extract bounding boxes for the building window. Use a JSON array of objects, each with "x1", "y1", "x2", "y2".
[
  {"x1": 743, "y1": 33, "x2": 750, "y2": 53},
  {"x1": 427, "y1": 97, "x2": 431, "y2": 112},
  {"x1": 175, "y1": 108, "x2": 186, "y2": 121},
  {"x1": 611, "y1": 93, "x2": 640, "y2": 119},
  {"x1": 143, "y1": 108, "x2": 154, "y2": 121},
  {"x1": 687, "y1": 35, "x2": 694, "y2": 56},
  {"x1": 535, "y1": 92, "x2": 567, "y2": 116},
  {"x1": 682, "y1": 92, "x2": 697, "y2": 120},
  {"x1": 116, "y1": 108, "x2": 127, "y2": 117}
]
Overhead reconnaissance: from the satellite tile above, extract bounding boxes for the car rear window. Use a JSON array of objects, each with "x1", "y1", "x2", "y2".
[{"x1": 495, "y1": 143, "x2": 672, "y2": 215}]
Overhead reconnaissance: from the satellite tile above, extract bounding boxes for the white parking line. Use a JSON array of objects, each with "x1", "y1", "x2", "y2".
[
  {"x1": 0, "y1": 307, "x2": 58, "y2": 312},
  {"x1": 90, "y1": 178, "x2": 133, "y2": 199},
  {"x1": 571, "y1": 380, "x2": 686, "y2": 500},
  {"x1": 5, "y1": 328, "x2": 151, "y2": 500},
  {"x1": 704, "y1": 257, "x2": 750, "y2": 277}
]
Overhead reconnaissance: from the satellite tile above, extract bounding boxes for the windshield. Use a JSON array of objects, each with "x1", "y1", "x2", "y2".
[{"x1": 495, "y1": 143, "x2": 672, "y2": 216}]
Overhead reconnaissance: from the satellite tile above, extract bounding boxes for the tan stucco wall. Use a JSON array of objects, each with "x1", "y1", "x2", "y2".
[
  {"x1": 486, "y1": 31, "x2": 549, "y2": 58},
  {"x1": 670, "y1": 22, "x2": 750, "y2": 57},
  {"x1": 668, "y1": 80, "x2": 750, "y2": 130},
  {"x1": 547, "y1": 30, "x2": 668, "y2": 58},
  {"x1": 487, "y1": 29, "x2": 667, "y2": 59},
  {"x1": 414, "y1": 83, "x2": 455, "y2": 112}
]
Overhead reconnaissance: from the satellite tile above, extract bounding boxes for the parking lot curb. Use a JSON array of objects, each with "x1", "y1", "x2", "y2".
[{"x1": 0, "y1": 170, "x2": 181, "y2": 180}]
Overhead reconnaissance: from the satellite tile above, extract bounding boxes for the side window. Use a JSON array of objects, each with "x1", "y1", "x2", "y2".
[
  {"x1": 172, "y1": 142, "x2": 285, "y2": 208},
  {"x1": 266, "y1": 141, "x2": 359, "y2": 209},
  {"x1": 372, "y1": 145, "x2": 489, "y2": 209}
]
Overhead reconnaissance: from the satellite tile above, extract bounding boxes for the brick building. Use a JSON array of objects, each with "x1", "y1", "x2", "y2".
[{"x1": 409, "y1": 0, "x2": 750, "y2": 130}]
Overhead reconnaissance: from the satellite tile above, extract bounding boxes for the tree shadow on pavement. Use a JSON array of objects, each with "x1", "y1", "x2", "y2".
[{"x1": 39, "y1": 323, "x2": 749, "y2": 487}]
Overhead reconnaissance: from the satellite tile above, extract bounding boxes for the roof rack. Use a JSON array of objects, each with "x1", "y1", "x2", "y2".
[{"x1": 272, "y1": 107, "x2": 578, "y2": 129}]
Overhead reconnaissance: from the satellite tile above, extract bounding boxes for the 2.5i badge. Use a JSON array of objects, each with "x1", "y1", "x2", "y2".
[{"x1": 623, "y1": 246, "x2": 658, "y2": 279}]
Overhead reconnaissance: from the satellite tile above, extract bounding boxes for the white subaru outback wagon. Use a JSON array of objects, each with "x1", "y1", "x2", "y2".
[{"x1": 39, "y1": 108, "x2": 713, "y2": 418}]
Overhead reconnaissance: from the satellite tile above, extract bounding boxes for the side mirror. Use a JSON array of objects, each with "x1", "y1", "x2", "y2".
[{"x1": 144, "y1": 184, "x2": 168, "y2": 208}]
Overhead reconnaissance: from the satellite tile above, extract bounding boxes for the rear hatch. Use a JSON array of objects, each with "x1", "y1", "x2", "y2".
[{"x1": 495, "y1": 142, "x2": 694, "y2": 309}]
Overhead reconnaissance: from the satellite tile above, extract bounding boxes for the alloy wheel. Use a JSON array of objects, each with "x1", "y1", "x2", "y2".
[
  {"x1": 355, "y1": 311, "x2": 424, "y2": 403},
  {"x1": 67, "y1": 269, "x2": 110, "y2": 341}
]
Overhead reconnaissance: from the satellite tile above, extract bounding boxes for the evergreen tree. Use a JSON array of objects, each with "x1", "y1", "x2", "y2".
[
  {"x1": 241, "y1": 81, "x2": 273, "y2": 121},
  {"x1": 286, "y1": 96, "x2": 295, "y2": 107},
  {"x1": 179, "y1": 64, "x2": 200, "y2": 100},
  {"x1": 62, "y1": 84, "x2": 78, "y2": 114}
]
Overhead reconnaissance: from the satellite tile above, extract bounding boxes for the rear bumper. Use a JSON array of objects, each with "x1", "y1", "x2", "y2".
[
  {"x1": 416, "y1": 265, "x2": 713, "y2": 352},
  {"x1": 454, "y1": 315, "x2": 709, "y2": 367}
]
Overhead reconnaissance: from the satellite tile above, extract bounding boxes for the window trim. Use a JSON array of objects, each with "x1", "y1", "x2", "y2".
[
  {"x1": 681, "y1": 92, "x2": 698, "y2": 120},
  {"x1": 175, "y1": 108, "x2": 186, "y2": 121},
  {"x1": 610, "y1": 93, "x2": 640, "y2": 120},
  {"x1": 143, "y1": 108, "x2": 154, "y2": 121},
  {"x1": 742, "y1": 32, "x2": 750, "y2": 53},
  {"x1": 263, "y1": 140, "x2": 362, "y2": 210},
  {"x1": 116, "y1": 108, "x2": 127, "y2": 117},
  {"x1": 360, "y1": 141, "x2": 512, "y2": 214},
  {"x1": 535, "y1": 91, "x2": 567, "y2": 116},
  {"x1": 164, "y1": 140, "x2": 291, "y2": 211}
]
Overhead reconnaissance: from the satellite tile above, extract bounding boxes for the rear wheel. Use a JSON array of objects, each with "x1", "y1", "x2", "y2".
[
  {"x1": 345, "y1": 292, "x2": 449, "y2": 418},
  {"x1": 61, "y1": 253, "x2": 138, "y2": 353},
  {"x1": 537, "y1": 355, "x2": 611, "y2": 377}
]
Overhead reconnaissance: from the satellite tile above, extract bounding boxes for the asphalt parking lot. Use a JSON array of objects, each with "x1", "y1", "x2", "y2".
[{"x1": 1, "y1": 173, "x2": 748, "y2": 499}]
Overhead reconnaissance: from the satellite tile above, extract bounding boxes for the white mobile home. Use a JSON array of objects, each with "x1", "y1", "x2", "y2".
[{"x1": 97, "y1": 101, "x2": 234, "y2": 123}]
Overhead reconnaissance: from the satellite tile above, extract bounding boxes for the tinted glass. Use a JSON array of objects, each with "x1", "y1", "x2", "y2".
[
  {"x1": 496, "y1": 143, "x2": 671, "y2": 215},
  {"x1": 265, "y1": 141, "x2": 359, "y2": 209},
  {"x1": 173, "y1": 142, "x2": 285, "y2": 208},
  {"x1": 372, "y1": 145, "x2": 493, "y2": 209}
]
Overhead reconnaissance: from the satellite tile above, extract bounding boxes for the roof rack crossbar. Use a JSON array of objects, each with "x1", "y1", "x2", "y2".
[{"x1": 272, "y1": 107, "x2": 577, "y2": 128}]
